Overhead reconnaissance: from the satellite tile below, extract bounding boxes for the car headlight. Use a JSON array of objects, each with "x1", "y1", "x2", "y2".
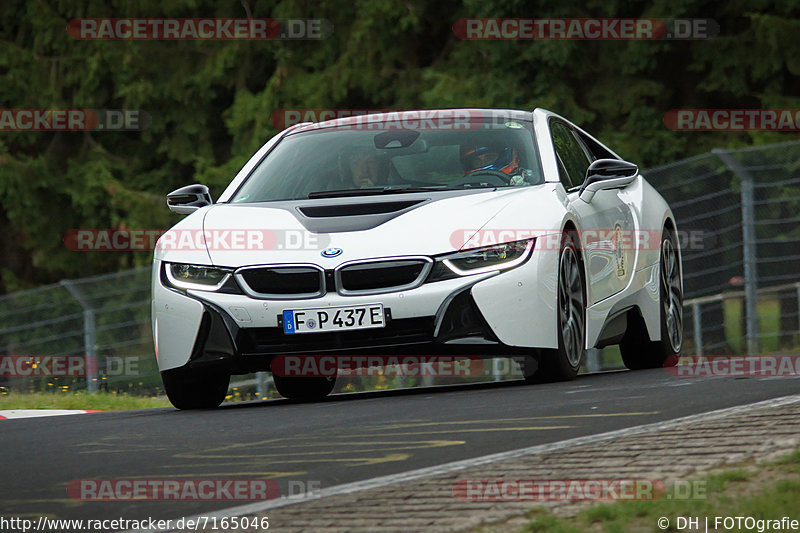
[
  {"x1": 164, "y1": 262, "x2": 233, "y2": 291},
  {"x1": 429, "y1": 239, "x2": 535, "y2": 279}
]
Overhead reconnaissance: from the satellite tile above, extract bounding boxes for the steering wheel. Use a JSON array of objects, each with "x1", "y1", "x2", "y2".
[{"x1": 449, "y1": 170, "x2": 510, "y2": 188}]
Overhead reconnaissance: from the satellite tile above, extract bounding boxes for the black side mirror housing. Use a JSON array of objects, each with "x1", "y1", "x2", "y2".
[
  {"x1": 579, "y1": 159, "x2": 639, "y2": 203},
  {"x1": 167, "y1": 184, "x2": 212, "y2": 215}
]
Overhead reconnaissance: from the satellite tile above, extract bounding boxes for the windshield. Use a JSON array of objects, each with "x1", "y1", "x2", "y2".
[{"x1": 230, "y1": 117, "x2": 543, "y2": 203}]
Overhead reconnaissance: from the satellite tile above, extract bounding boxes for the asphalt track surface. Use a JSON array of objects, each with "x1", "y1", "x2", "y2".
[{"x1": 1, "y1": 369, "x2": 798, "y2": 528}]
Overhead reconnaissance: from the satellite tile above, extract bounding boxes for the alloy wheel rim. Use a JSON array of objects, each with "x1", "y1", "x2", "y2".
[
  {"x1": 661, "y1": 238, "x2": 683, "y2": 352},
  {"x1": 558, "y1": 246, "x2": 585, "y2": 368}
]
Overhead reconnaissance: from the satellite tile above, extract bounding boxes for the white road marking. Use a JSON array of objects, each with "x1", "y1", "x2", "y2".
[{"x1": 0, "y1": 409, "x2": 101, "y2": 419}]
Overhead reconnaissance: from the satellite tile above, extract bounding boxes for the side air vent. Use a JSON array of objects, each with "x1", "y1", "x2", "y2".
[{"x1": 297, "y1": 200, "x2": 425, "y2": 218}]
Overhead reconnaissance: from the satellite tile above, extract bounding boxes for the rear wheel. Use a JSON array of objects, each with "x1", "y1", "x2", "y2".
[
  {"x1": 527, "y1": 231, "x2": 586, "y2": 383},
  {"x1": 273, "y1": 374, "x2": 336, "y2": 401},
  {"x1": 161, "y1": 367, "x2": 230, "y2": 410},
  {"x1": 620, "y1": 227, "x2": 683, "y2": 369}
]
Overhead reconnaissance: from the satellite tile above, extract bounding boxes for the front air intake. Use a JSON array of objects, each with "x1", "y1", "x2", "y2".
[
  {"x1": 336, "y1": 258, "x2": 433, "y2": 295},
  {"x1": 235, "y1": 265, "x2": 325, "y2": 299}
]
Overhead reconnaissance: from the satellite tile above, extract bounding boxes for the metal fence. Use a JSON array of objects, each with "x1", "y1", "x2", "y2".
[
  {"x1": 645, "y1": 140, "x2": 800, "y2": 355},
  {"x1": 0, "y1": 268, "x2": 156, "y2": 393},
  {"x1": 0, "y1": 267, "x2": 284, "y2": 397},
  {"x1": 2, "y1": 140, "x2": 799, "y2": 396}
]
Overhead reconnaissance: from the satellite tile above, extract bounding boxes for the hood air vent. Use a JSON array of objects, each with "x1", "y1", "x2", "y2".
[{"x1": 298, "y1": 200, "x2": 424, "y2": 218}]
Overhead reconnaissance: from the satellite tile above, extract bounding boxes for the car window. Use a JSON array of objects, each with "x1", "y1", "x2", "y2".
[
  {"x1": 550, "y1": 120, "x2": 591, "y2": 189},
  {"x1": 574, "y1": 129, "x2": 617, "y2": 161},
  {"x1": 391, "y1": 145, "x2": 463, "y2": 181},
  {"x1": 230, "y1": 120, "x2": 545, "y2": 203},
  {"x1": 555, "y1": 154, "x2": 573, "y2": 189}
]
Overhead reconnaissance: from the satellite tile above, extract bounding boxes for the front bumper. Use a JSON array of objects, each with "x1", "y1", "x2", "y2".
[{"x1": 151, "y1": 248, "x2": 559, "y2": 373}]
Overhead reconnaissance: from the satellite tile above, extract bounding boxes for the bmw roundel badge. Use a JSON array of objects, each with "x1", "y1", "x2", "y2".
[{"x1": 321, "y1": 247, "x2": 343, "y2": 258}]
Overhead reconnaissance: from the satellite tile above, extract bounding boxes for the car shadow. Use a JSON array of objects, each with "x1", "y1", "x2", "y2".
[{"x1": 214, "y1": 368, "x2": 630, "y2": 411}]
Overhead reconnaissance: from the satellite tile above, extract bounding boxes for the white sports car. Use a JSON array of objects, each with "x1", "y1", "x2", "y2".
[{"x1": 152, "y1": 108, "x2": 682, "y2": 409}]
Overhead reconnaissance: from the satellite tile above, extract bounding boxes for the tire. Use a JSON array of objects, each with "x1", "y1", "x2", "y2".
[
  {"x1": 273, "y1": 374, "x2": 336, "y2": 401},
  {"x1": 620, "y1": 227, "x2": 683, "y2": 369},
  {"x1": 160, "y1": 367, "x2": 230, "y2": 410},
  {"x1": 527, "y1": 230, "x2": 586, "y2": 383}
]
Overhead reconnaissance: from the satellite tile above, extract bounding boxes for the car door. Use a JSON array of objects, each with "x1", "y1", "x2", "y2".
[{"x1": 549, "y1": 119, "x2": 635, "y2": 305}]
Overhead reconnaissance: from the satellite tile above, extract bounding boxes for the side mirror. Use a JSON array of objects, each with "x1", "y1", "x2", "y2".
[
  {"x1": 167, "y1": 184, "x2": 212, "y2": 215},
  {"x1": 578, "y1": 159, "x2": 638, "y2": 203}
]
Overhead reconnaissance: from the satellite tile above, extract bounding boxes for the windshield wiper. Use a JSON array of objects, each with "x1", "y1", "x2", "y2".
[
  {"x1": 308, "y1": 186, "x2": 447, "y2": 199},
  {"x1": 445, "y1": 183, "x2": 500, "y2": 190}
]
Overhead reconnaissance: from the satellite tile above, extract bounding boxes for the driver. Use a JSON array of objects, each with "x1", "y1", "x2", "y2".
[
  {"x1": 340, "y1": 146, "x2": 389, "y2": 188},
  {"x1": 460, "y1": 143, "x2": 520, "y2": 176}
]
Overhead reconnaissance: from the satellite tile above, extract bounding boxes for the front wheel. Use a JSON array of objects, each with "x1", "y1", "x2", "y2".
[
  {"x1": 272, "y1": 374, "x2": 336, "y2": 401},
  {"x1": 528, "y1": 231, "x2": 586, "y2": 383},
  {"x1": 161, "y1": 367, "x2": 230, "y2": 410},
  {"x1": 620, "y1": 227, "x2": 683, "y2": 369}
]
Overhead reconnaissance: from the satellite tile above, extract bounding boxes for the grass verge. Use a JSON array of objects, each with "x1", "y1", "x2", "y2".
[
  {"x1": 0, "y1": 390, "x2": 171, "y2": 411},
  {"x1": 476, "y1": 448, "x2": 800, "y2": 532}
]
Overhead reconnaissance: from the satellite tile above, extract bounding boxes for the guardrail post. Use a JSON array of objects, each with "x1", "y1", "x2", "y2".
[
  {"x1": 59, "y1": 280, "x2": 98, "y2": 392},
  {"x1": 796, "y1": 284, "x2": 800, "y2": 341},
  {"x1": 692, "y1": 301, "x2": 703, "y2": 356},
  {"x1": 492, "y1": 357, "x2": 503, "y2": 381},
  {"x1": 713, "y1": 149, "x2": 759, "y2": 355},
  {"x1": 255, "y1": 371, "x2": 270, "y2": 398},
  {"x1": 585, "y1": 348, "x2": 601, "y2": 373}
]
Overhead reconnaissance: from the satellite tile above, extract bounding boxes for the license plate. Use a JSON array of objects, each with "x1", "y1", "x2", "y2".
[{"x1": 282, "y1": 304, "x2": 385, "y2": 334}]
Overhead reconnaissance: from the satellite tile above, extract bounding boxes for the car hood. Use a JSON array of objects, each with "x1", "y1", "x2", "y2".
[{"x1": 156, "y1": 185, "x2": 561, "y2": 267}]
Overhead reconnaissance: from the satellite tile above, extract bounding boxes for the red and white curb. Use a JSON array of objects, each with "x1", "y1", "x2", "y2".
[{"x1": 0, "y1": 409, "x2": 102, "y2": 419}]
